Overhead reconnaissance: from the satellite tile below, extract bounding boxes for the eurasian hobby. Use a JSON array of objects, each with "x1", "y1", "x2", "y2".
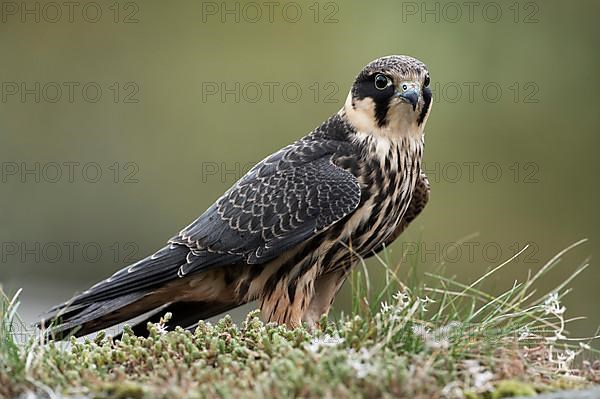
[{"x1": 41, "y1": 55, "x2": 433, "y2": 338}]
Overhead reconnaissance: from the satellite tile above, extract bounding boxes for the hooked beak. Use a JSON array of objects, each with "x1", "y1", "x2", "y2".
[{"x1": 396, "y1": 85, "x2": 420, "y2": 111}]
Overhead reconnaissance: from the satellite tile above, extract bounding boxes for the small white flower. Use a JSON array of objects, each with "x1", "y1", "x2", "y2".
[
  {"x1": 380, "y1": 301, "x2": 392, "y2": 313},
  {"x1": 441, "y1": 381, "x2": 463, "y2": 398},
  {"x1": 473, "y1": 370, "x2": 494, "y2": 390},
  {"x1": 464, "y1": 360, "x2": 494, "y2": 392},
  {"x1": 518, "y1": 326, "x2": 530, "y2": 341},
  {"x1": 543, "y1": 292, "x2": 566, "y2": 315},
  {"x1": 556, "y1": 349, "x2": 576, "y2": 371},
  {"x1": 420, "y1": 297, "x2": 437, "y2": 312},
  {"x1": 393, "y1": 290, "x2": 411, "y2": 310},
  {"x1": 347, "y1": 348, "x2": 376, "y2": 378},
  {"x1": 155, "y1": 323, "x2": 168, "y2": 335},
  {"x1": 393, "y1": 290, "x2": 409, "y2": 301}
]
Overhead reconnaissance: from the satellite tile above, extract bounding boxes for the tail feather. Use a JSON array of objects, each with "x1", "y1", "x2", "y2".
[
  {"x1": 38, "y1": 243, "x2": 242, "y2": 340},
  {"x1": 41, "y1": 291, "x2": 151, "y2": 339},
  {"x1": 39, "y1": 244, "x2": 190, "y2": 340}
]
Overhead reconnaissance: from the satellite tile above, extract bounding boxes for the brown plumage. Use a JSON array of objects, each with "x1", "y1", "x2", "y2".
[{"x1": 40, "y1": 55, "x2": 433, "y2": 339}]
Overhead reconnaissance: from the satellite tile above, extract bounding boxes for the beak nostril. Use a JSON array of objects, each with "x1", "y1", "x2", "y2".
[{"x1": 398, "y1": 88, "x2": 420, "y2": 111}]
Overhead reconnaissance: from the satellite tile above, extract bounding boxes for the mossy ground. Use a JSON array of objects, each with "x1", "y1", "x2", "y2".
[{"x1": 1, "y1": 241, "x2": 599, "y2": 398}]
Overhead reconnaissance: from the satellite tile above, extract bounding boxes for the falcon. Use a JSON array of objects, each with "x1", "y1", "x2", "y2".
[{"x1": 40, "y1": 55, "x2": 433, "y2": 339}]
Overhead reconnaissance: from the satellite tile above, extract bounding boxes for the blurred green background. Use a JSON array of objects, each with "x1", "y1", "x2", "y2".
[{"x1": 0, "y1": 0, "x2": 598, "y2": 338}]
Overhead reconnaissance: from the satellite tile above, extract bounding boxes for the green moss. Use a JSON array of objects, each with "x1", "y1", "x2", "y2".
[
  {"x1": 492, "y1": 380, "x2": 537, "y2": 398},
  {"x1": 95, "y1": 382, "x2": 145, "y2": 399},
  {"x1": 549, "y1": 376, "x2": 589, "y2": 392}
]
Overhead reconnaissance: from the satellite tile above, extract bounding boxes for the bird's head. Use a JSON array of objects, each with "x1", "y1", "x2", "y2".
[{"x1": 343, "y1": 55, "x2": 432, "y2": 138}]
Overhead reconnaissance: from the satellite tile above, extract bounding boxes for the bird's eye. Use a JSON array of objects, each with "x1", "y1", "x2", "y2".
[
  {"x1": 424, "y1": 75, "x2": 430, "y2": 88},
  {"x1": 374, "y1": 74, "x2": 390, "y2": 90}
]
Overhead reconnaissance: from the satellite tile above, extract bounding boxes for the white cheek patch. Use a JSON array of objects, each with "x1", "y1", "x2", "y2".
[
  {"x1": 342, "y1": 91, "x2": 425, "y2": 139},
  {"x1": 343, "y1": 92, "x2": 378, "y2": 134}
]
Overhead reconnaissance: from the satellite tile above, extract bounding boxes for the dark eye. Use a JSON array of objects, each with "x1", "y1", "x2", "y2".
[
  {"x1": 424, "y1": 75, "x2": 430, "y2": 88},
  {"x1": 374, "y1": 74, "x2": 390, "y2": 90}
]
